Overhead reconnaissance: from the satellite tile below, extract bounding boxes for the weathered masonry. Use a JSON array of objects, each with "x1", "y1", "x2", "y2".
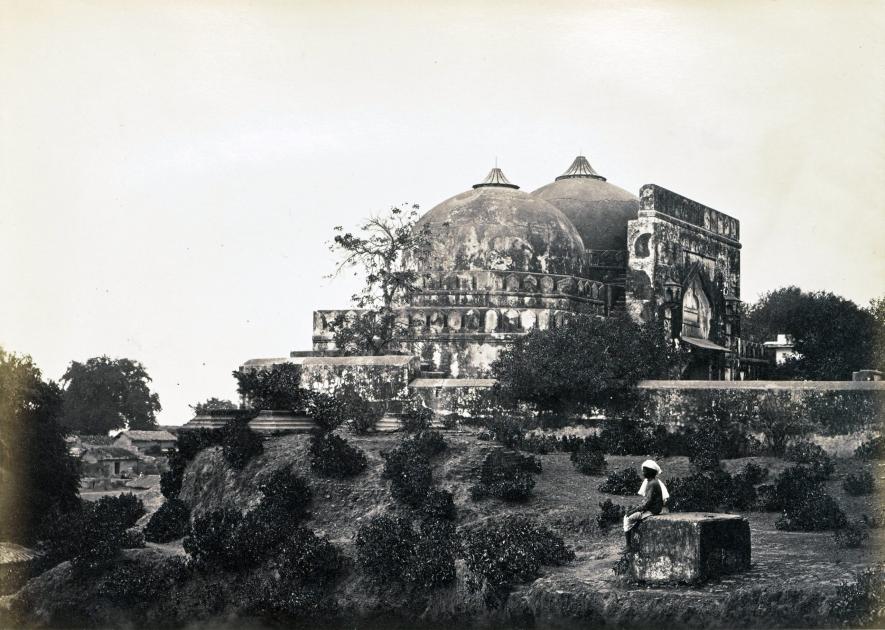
[{"x1": 301, "y1": 156, "x2": 764, "y2": 382}]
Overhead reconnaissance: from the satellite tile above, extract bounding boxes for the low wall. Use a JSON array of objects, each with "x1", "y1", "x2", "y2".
[{"x1": 408, "y1": 378, "x2": 884, "y2": 443}]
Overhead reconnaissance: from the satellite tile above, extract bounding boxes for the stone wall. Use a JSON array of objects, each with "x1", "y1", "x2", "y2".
[{"x1": 626, "y1": 184, "x2": 743, "y2": 379}]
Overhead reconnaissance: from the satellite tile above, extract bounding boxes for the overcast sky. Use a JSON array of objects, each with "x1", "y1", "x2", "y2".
[{"x1": 2, "y1": 0, "x2": 883, "y2": 425}]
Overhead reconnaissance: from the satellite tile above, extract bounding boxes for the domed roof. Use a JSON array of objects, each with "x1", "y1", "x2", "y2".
[
  {"x1": 412, "y1": 168, "x2": 585, "y2": 276},
  {"x1": 532, "y1": 156, "x2": 639, "y2": 251}
]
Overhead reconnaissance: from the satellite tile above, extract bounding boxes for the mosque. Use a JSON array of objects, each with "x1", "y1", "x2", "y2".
[
  {"x1": 307, "y1": 156, "x2": 766, "y2": 383},
  {"x1": 222, "y1": 154, "x2": 768, "y2": 429}
]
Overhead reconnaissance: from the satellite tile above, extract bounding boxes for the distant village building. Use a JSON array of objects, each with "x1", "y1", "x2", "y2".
[
  {"x1": 763, "y1": 334, "x2": 799, "y2": 365},
  {"x1": 80, "y1": 446, "x2": 139, "y2": 478},
  {"x1": 113, "y1": 430, "x2": 176, "y2": 455}
]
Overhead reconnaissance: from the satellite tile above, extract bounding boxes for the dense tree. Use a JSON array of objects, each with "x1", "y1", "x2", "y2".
[
  {"x1": 490, "y1": 314, "x2": 676, "y2": 416},
  {"x1": 233, "y1": 363, "x2": 304, "y2": 411},
  {"x1": 190, "y1": 397, "x2": 237, "y2": 414},
  {"x1": 0, "y1": 348, "x2": 80, "y2": 544},
  {"x1": 742, "y1": 287, "x2": 880, "y2": 379},
  {"x1": 868, "y1": 296, "x2": 885, "y2": 373},
  {"x1": 327, "y1": 204, "x2": 432, "y2": 355},
  {"x1": 60, "y1": 356, "x2": 161, "y2": 434}
]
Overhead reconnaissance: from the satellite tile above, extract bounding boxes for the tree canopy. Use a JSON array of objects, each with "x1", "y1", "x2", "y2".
[
  {"x1": 60, "y1": 356, "x2": 161, "y2": 434},
  {"x1": 190, "y1": 397, "x2": 238, "y2": 415},
  {"x1": 0, "y1": 347, "x2": 80, "y2": 544},
  {"x1": 490, "y1": 314, "x2": 676, "y2": 416},
  {"x1": 742, "y1": 286, "x2": 882, "y2": 380},
  {"x1": 233, "y1": 363, "x2": 304, "y2": 411},
  {"x1": 327, "y1": 204, "x2": 431, "y2": 355}
]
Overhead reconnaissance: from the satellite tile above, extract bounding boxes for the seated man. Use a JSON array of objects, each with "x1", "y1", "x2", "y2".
[{"x1": 623, "y1": 459, "x2": 669, "y2": 542}]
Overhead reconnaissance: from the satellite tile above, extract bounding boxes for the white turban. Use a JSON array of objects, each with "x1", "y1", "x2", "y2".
[{"x1": 638, "y1": 460, "x2": 669, "y2": 501}]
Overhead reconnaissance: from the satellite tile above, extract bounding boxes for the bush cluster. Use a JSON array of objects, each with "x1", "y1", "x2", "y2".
[
  {"x1": 304, "y1": 389, "x2": 382, "y2": 434},
  {"x1": 764, "y1": 466, "x2": 847, "y2": 531},
  {"x1": 461, "y1": 516, "x2": 573, "y2": 607},
  {"x1": 784, "y1": 441, "x2": 834, "y2": 479},
  {"x1": 666, "y1": 463, "x2": 768, "y2": 513},
  {"x1": 843, "y1": 471, "x2": 875, "y2": 496},
  {"x1": 596, "y1": 499, "x2": 626, "y2": 530},
  {"x1": 834, "y1": 521, "x2": 869, "y2": 548},
  {"x1": 144, "y1": 498, "x2": 191, "y2": 543},
  {"x1": 830, "y1": 565, "x2": 885, "y2": 628},
  {"x1": 382, "y1": 441, "x2": 434, "y2": 507},
  {"x1": 222, "y1": 419, "x2": 264, "y2": 470},
  {"x1": 380, "y1": 430, "x2": 448, "y2": 507},
  {"x1": 184, "y1": 471, "x2": 313, "y2": 571},
  {"x1": 355, "y1": 514, "x2": 456, "y2": 591},
  {"x1": 855, "y1": 436, "x2": 885, "y2": 460},
  {"x1": 570, "y1": 445, "x2": 606, "y2": 476},
  {"x1": 400, "y1": 396, "x2": 436, "y2": 433},
  {"x1": 470, "y1": 450, "x2": 541, "y2": 502},
  {"x1": 309, "y1": 431, "x2": 368, "y2": 478},
  {"x1": 421, "y1": 488, "x2": 457, "y2": 521},
  {"x1": 246, "y1": 526, "x2": 345, "y2": 619},
  {"x1": 37, "y1": 494, "x2": 146, "y2": 573},
  {"x1": 598, "y1": 467, "x2": 642, "y2": 495},
  {"x1": 97, "y1": 556, "x2": 190, "y2": 610}
]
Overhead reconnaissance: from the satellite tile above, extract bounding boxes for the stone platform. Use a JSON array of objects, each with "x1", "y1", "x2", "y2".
[{"x1": 628, "y1": 512, "x2": 750, "y2": 584}]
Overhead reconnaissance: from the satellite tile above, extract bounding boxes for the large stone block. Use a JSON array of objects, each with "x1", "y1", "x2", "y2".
[{"x1": 628, "y1": 513, "x2": 750, "y2": 584}]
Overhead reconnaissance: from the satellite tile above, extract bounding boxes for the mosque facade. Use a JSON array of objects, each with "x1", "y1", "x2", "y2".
[{"x1": 309, "y1": 156, "x2": 767, "y2": 382}]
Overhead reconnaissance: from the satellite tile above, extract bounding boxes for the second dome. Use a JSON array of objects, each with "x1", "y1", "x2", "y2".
[{"x1": 533, "y1": 156, "x2": 639, "y2": 252}]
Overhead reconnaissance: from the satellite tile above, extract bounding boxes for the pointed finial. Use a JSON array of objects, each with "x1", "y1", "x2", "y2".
[
  {"x1": 473, "y1": 166, "x2": 519, "y2": 189},
  {"x1": 555, "y1": 155, "x2": 606, "y2": 181}
]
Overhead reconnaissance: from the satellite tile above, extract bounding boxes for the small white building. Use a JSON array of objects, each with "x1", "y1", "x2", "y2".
[
  {"x1": 113, "y1": 430, "x2": 177, "y2": 455},
  {"x1": 763, "y1": 334, "x2": 799, "y2": 365}
]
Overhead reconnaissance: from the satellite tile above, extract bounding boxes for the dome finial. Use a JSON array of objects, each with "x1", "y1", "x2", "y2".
[
  {"x1": 556, "y1": 155, "x2": 606, "y2": 181},
  {"x1": 474, "y1": 166, "x2": 519, "y2": 189}
]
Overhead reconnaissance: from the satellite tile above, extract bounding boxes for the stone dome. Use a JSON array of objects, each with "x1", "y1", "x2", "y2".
[
  {"x1": 413, "y1": 168, "x2": 586, "y2": 276},
  {"x1": 532, "y1": 156, "x2": 639, "y2": 252}
]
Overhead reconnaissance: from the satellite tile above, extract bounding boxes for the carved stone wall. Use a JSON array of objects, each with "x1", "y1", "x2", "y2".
[{"x1": 626, "y1": 184, "x2": 742, "y2": 379}]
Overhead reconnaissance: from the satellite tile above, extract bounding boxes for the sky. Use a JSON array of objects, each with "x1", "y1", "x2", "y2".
[{"x1": 2, "y1": 0, "x2": 884, "y2": 425}]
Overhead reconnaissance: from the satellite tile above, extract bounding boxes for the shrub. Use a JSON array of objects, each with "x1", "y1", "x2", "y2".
[
  {"x1": 309, "y1": 431, "x2": 367, "y2": 478},
  {"x1": 470, "y1": 450, "x2": 540, "y2": 502},
  {"x1": 571, "y1": 446, "x2": 606, "y2": 476},
  {"x1": 305, "y1": 388, "x2": 382, "y2": 434},
  {"x1": 667, "y1": 470, "x2": 728, "y2": 512},
  {"x1": 176, "y1": 428, "x2": 225, "y2": 461},
  {"x1": 775, "y1": 483, "x2": 847, "y2": 531},
  {"x1": 97, "y1": 556, "x2": 190, "y2": 609},
  {"x1": 258, "y1": 468, "x2": 312, "y2": 515},
  {"x1": 422, "y1": 488, "x2": 456, "y2": 521},
  {"x1": 408, "y1": 429, "x2": 447, "y2": 457},
  {"x1": 461, "y1": 516, "x2": 573, "y2": 607},
  {"x1": 843, "y1": 471, "x2": 875, "y2": 496},
  {"x1": 596, "y1": 499, "x2": 626, "y2": 530},
  {"x1": 599, "y1": 418, "x2": 667, "y2": 456},
  {"x1": 784, "y1": 441, "x2": 834, "y2": 479},
  {"x1": 834, "y1": 521, "x2": 869, "y2": 548},
  {"x1": 222, "y1": 419, "x2": 264, "y2": 470},
  {"x1": 275, "y1": 526, "x2": 344, "y2": 587},
  {"x1": 355, "y1": 515, "x2": 416, "y2": 585},
  {"x1": 598, "y1": 467, "x2": 642, "y2": 495},
  {"x1": 160, "y1": 463, "x2": 184, "y2": 499},
  {"x1": 855, "y1": 436, "x2": 885, "y2": 460},
  {"x1": 401, "y1": 397, "x2": 435, "y2": 433},
  {"x1": 381, "y1": 439, "x2": 434, "y2": 507},
  {"x1": 144, "y1": 498, "x2": 191, "y2": 543},
  {"x1": 184, "y1": 504, "x2": 290, "y2": 571},
  {"x1": 482, "y1": 416, "x2": 527, "y2": 449},
  {"x1": 521, "y1": 434, "x2": 559, "y2": 455},
  {"x1": 354, "y1": 514, "x2": 456, "y2": 591},
  {"x1": 830, "y1": 565, "x2": 885, "y2": 628},
  {"x1": 739, "y1": 461, "x2": 769, "y2": 485},
  {"x1": 38, "y1": 495, "x2": 146, "y2": 574}
]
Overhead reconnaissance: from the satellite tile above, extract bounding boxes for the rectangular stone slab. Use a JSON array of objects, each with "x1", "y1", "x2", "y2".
[{"x1": 628, "y1": 512, "x2": 751, "y2": 584}]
